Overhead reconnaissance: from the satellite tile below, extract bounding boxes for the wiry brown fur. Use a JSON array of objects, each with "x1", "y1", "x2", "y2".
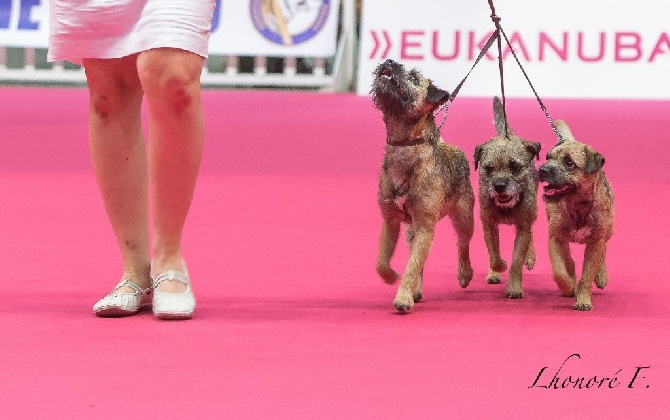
[
  {"x1": 539, "y1": 119, "x2": 614, "y2": 311},
  {"x1": 474, "y1": 97, "x2": 541, "y2": 298},
  {"x1": 372, "y1": 59, "x2": 475, "y2": 312}
]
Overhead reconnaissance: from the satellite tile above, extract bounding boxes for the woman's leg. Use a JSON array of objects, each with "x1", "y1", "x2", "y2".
[
  {"x1": 83, "y1": 55, "x2": 152, "y2": 291},
  {"x1": 136, "y1": 48, "x2": 206, "y2": 293}
]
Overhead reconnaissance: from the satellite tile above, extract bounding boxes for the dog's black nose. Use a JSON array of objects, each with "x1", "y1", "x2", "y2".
[
  {"x1": 493, "y1": 180, "x2": 507, "y2": 193},
  {"x1": 379, "y1": 59, "x2": 402, "y2": 72},
  {"x1": 539, "y1": 166, "x2": 551, "y2": 179}
]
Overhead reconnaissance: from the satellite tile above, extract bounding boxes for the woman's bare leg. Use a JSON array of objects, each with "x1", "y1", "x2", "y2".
[
  {"x1": 137, "y1": 48, "x2": 205, "y2": 293},
  {"x1": 83, "y1": 55, "x2": 152, "y2": 291}
]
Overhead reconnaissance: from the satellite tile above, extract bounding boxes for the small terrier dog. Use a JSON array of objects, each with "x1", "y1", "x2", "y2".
[
  {"x1": 474, "y1": 97, "x2": 541, "y2": 298},
  {"x1": 371, "y1": 59, "x2": 475, "y2": 312},
  {"x1": 539, "y1": 120, "x2": 614, "y2": 310}
]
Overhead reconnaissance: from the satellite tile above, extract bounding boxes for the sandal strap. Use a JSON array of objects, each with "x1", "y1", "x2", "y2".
[
  {"x1": 152, "y1": 270, "x2": 190, "y2": 287},
  {"x1": 112, "y1": 279, "x2": 151, "y2": 295}
]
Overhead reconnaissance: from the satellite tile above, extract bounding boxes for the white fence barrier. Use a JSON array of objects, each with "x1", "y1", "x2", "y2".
[{"x1": 0, "y1": 0, "x2": 357, "y2": 92}]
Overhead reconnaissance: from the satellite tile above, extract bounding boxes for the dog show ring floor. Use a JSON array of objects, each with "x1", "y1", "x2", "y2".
[{"x1": 0, "y1": 87, "x2": 668, "y2": 418}]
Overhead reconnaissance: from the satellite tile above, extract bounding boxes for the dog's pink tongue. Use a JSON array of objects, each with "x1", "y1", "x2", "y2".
[
  {"x1": 544, "y1": 185, "x2": 569, "y2": 196},
  {"x1": 497, "y1": 194, "x2": 511, "y2": 202}
]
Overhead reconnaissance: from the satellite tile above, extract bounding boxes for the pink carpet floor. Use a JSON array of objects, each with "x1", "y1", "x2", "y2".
[{"x1": 0, "y1": 87, "x2": 668, "y2": 418}]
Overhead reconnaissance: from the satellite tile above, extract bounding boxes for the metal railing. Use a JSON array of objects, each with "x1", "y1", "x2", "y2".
[{"x1": 0, "y1": 0, "x2": 357, "y2": 92}]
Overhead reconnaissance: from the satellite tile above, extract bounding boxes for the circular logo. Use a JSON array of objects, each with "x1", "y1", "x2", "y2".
[{"x1": 250, "y1": 0, "x2": 331, "y2": 46}]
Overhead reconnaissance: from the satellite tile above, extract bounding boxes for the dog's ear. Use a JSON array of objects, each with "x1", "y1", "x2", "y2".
[
  {"x1": 524, "y1": 141, "x2": 541, "y2": 161},
  {"x1": 473, "y1": 145, "x2": 483, "y2": 171},
  {"x1": 427, "y1": 83, "x2": 450, "y2": 106},
  {"x1": 584, "y1": 148, "x2": 605, "y2": 174}
]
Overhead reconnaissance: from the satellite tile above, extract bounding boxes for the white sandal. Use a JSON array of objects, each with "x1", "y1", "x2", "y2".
[
  {"x1": 152, "y1": 269, "x2": 196, "y2": 320},
  {"x1": 93, "y1": 279, "x2": 152, "y2": 317}
]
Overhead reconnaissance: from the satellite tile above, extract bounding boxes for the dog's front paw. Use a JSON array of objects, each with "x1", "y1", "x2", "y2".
[
  {"x1": 393, "y1": 301, "x2": 413, "y2": 313},
  {"x1": 413, "y1": 291, "x2": 423, "y2": 303},
  {"x1": 506, "y1": 275, "x2": 523, "y2": 298},
  {"x1": 573, "y1": 301, "x2": 593, "y2": 311},
  {"x1": 393, "y1": 288, "x2": 414, "y2": 313},
  {"x1": 486, "y1": 272, "x2": 502, "y2": 284},
  {"x1": 458, "y1": 265, "x2": 474, "y2": 288}
]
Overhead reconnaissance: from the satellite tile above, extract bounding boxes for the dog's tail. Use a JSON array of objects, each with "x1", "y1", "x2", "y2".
[
  {"x1": 493, "y1": 96, "x2": 511, "y2": 136},
  {"x1": 554, "y1": 119, "x2": 575, "y2": 143}
]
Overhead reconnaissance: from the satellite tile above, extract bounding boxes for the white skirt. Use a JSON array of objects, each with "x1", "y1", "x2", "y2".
[{"x1": 48, "y1": 0, "x2": 216, "y2": 64}]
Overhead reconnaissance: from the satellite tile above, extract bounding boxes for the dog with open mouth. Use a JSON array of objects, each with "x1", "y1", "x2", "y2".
[
  {"x1": 474, "y1": 97, "x2": 541, "y2": 298},
  {"x1": 372, "y1": 59, "x2": 475, "y2": 312},
  {"x1": 539, "y1": 119, "x2": 614, "y2": 310}
]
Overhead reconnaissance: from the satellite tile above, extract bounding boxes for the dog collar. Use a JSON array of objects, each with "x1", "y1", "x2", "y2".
[{"x1": 386, "y1": 137, "x2": 428, "y2": 147}]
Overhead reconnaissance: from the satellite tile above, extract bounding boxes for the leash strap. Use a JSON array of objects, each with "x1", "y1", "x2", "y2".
[
  {"x1": 497, "y1": 27, "x2": 563, "y2": 142},
  {"x1": 449, "y1": 30, "x2": 499, "y2": 102},
  {"x1": 435, "y1": 29, "x2": 499, "y2": 130},
  {"x1": 487, "y1": 0, "x2": 563, "y2": 143},
  {"x1": 439, "y1": 0, "x2": 563, "y2": 144}
]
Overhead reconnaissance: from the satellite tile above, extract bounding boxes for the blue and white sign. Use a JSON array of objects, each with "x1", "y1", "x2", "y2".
[
  {"x1": 0, "y1": 0, "x2": 340, "y2": 58},
  {"x1": 209, "y1": 0, "x2": 339, "y2": 56},
  {"x1": 0, "y1": 0, "x2": 50, "y2": 48},
  {"x1": 249, "y1": 0, "x2": 331, "y2": 46}
]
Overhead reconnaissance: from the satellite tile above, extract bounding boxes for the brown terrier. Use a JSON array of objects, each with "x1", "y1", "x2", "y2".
[
  {"x1": 539, "y1": 120, "x2": 614, "y2": 311},
  {"x1": 474, "y1": 97, "x2": 541, "y2": 298},
  {"x1": 371, "y1": 59, "x2": 475, "y2": 312}
]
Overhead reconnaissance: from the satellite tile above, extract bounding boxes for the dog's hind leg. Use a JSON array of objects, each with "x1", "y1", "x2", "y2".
[
  {"x1": 507, "y1": 224, "x2": 532, "y2": 299},
  {"x1": 575, "y1": 241, "x2": 606, "y2": 311},
  {"x1": 566, "y1": 253, "x2": 576, "y2": 280},
  {"x1": 482, "y1": 223, "x2": 506, "y2": 285},
  {"x1": 548, "y1": 236, "x2": 576, "y2": 297},
  {"x1": 525, "y1": 230, "x2": 536, "y2": 270},
  {"x1": 452, "y1": 196, "x2": 475, "y2": 288},
  {"x1": 594, "y1": 256, "x2": 608, "y2": 290},
  {"x1": 376, "y1": 219, "x2": 401, "y2": 284},
  {"x1": 405, "y1": 225, "x2": 423, "y2": 302}
]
